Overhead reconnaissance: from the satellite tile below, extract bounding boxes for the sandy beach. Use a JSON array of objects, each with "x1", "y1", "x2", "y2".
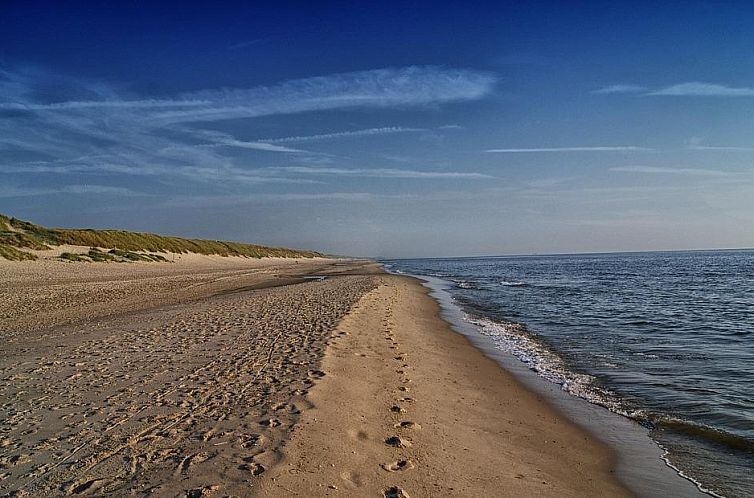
[{"x1": 0, "y1": 258, "x2": 630, "y2": 497}]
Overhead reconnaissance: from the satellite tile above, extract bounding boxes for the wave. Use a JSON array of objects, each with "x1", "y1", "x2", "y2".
[
  {"x1": 469, "y1": 314, "x2": 754, "y2": 451},
  {"x1": 455, "y1": 280, "x2": 477, "y2": 289},
  {"x1": 467, "y1": 313, "x2": 749, "y2": 498},
  {"x1": 651, "y1": 417, "x2": 754, "y2": 454},
  {"x1": 466, "y1": 315, "x2": 625, "y2": 413},
  {"x1": 500, "y1": 280, "x2": 527, "y2": 287},
  {"x1": 658, "y1": 444, "x2": 726, "y2": 498}
]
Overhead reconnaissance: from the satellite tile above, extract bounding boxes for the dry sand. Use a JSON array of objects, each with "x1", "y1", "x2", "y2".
[
  {"x1": 0, "y1": 255, "x2": 343, "y2": 334},
  {"x1": 0, "y1": 258, "x2": 631, "y2": 497}
]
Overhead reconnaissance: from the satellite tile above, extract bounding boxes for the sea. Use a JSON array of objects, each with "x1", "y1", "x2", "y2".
[{"x1": 383, "y1": 250, "x2": 754, "y2": 498}]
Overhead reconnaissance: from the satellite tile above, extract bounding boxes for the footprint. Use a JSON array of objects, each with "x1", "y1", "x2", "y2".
[
  {"x1": 347, "y1": 429, "x2": 369, "y2": 441},
  {"x1": 385, "y1": 435, "x2": 411, "y2": 448},
  {"x1": 389, "y1": 405, "x2": 405, "y2": 413},
  {"x1": 0, "y1": 454, "x2": 31, "y2": 467},
  {"x1": 272, "y1": 403, "x2": 301, "y2": 414},
  {"x1": 185, "y1": 485, "x2": 219, "y2": 498},
  {"x1": 381, "y1": 460, "x2": 415, "y2": 472},
  {"x1": 0, "y1": 439, "x2": 16, "y2": 448},
  {"x1": 238, "y1": 462, "x2": 265, "y2": 476},
  {"x1": 65, "y1": 478, "x2": 107, "y2": 495},
  {"x1": 260, "y1": 418, "x2": 281, "y2": 427},
  {"x1": 177, "y1": 451, "x2": 214, "y2": 474},
  {"x1": 239, "y1": 433, "x2": 263, "y2": 448},
  {"x1": 384, "y1": 487, "x2": 411, "y2": 498},
  {"x1": 341, "y1": 470, "x2": 365, "y2": 487},
  {"x1": 394, "y1": 421, "x2": 421, "y2": 430}
]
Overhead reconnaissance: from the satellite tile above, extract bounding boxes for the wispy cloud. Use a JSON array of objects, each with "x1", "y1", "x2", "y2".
[
  {"x1": 268, "y1": 166, "x2": 493, "y2": 179},
  {"x1": 212, "y1": 140, "x2": 306, "y2": 153},
  {"x1": 688, "y1": 145, "x2": 754, "y2": 151},
  {"x1": 648, "y1": 82, "x2": 754, "y2": 97},
  {"x1": 593, "y1": 84, "x2": 647, "y2": 94},
  {"x1": 161, "y1": 188, "x2": 508, "y2": 209},
  {"x1": 227, "y1": 38, "x2": 269, "y2": 50},
  {"x1": 154, "y1": 66, "x2": 497, "y2": 123},
  {"x1": 0, "y1": 98, "x2": 211, "y2": 111},
  {"x1": 163, "y1": 192, "x2": 381, "y2": 208},
  {"x1": 0, "y1": 65, "x2": 495, "y2": 193},
  {"x1": 526, "y1": 177, "x2": 570, "y2": 189},
  {"x1": 610, "y1": 166, "x2": 730, "y2": 177},
  {"x1": 0, "y1": 184, "x2": 144, "y2": 198},
  {"x1": 182, "y1": 129, "x2": 310, "y2": 153},
  {"x1": 486, "y1": 146, "x2": 651, "y2": 153},
  {"x1": 3, "y1": 161, "x2": 322, "y2": 185},
  {"x1": 595, "y1": 81, "x2": 754, "y2": 97},
  {"x1": 259, "y1": 126, "x2": 425, "y2": 143},
  {"x1": 199, "y1": 139, "x2": 307, "y2": 153},
  {"x1": 2, "y1": 66, "x2": 495, "y2": 122}
]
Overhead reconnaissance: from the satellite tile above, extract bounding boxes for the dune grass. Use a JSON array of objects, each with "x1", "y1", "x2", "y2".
[
  {"x1": 0, "y1": 243, "x2": 38, "y2": 261},
  {"x1": 0, "y1": 213, "x2": 322, "y2": 261}
]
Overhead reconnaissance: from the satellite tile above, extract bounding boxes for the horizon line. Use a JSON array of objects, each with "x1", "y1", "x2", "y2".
[{"x1": 376, "y1": 246, "x2": 754, "y2": 261}]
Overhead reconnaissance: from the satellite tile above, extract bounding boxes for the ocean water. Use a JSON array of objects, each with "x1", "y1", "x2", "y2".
[{"x1": 384, "y1": 250, "x2": 754, "y2": 498}]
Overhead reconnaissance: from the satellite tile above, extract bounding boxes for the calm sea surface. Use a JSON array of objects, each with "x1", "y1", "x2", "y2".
[{"x1": 384, "y1": 250, "x2": 754, "y2": 498}]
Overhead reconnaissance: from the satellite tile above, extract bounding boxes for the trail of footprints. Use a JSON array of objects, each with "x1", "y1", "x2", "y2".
[
  {"x1": 0, "y1": 276, "x2": 377, "y2": 497},
  {"x1": 380, "y1": 286, "x2": 416, "y2": 498}
]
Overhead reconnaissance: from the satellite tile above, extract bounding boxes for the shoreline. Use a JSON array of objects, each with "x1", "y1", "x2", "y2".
[
  {"x1": 259, "y1": 274, "x2": 631, "y2": 496},
  {"x1": 0, "y1": 257, "x2": 697, "y2": 496},
  {"x1": 404, "y1": 272, "x2": 708, "y2": 498}
]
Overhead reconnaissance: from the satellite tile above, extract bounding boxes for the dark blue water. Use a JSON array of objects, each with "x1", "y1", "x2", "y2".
[{"x1": 384, "y1": 250, "x2": 754, "y2": 498}]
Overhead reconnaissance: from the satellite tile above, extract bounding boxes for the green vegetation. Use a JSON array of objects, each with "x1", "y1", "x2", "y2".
[
  {"x1": 56, "y1": 248, "x2": 169, "y2": 263},
  {"x1": 87, "y1": 248, "x2": 116, "y2": 262},
  {"x1": 0, "y1": 215, "x2": 49, "y2": 250},
  {"x1": 106, "y1": 248, "x2": 168, "y2": 262},
  {"x1": 0, "y1": 243, "x2": 38, "y2": 261},
  {"x1": 0, "y1": 213, "x2": 322, "y2": 261},
  {"x1": 59, "y1": 252, "x2": 87, "y2": 262}
]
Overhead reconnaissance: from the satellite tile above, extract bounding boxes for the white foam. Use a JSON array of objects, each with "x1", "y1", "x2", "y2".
[
  {"x1": 658, "y1": 443, "x2": 726, "y2": 498},
  {"x1": 466, "y1": 315, "x2": 627, "y2": 414},
  {"x1": 500, "y1": 280, "x2": 526, "y2": 286}
]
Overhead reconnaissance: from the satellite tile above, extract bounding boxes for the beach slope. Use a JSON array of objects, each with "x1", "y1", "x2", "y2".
[
  {"x1": 1, "y1": 259, "x2": 629, "y2": 497},
  {"x1": 258, "y1": 274, "x2": 630, "y2": 497}
]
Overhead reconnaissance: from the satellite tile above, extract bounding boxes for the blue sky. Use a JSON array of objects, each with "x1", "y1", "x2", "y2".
[{"x1": 2, "y1": 1, "x2": 754, "y2": 257}]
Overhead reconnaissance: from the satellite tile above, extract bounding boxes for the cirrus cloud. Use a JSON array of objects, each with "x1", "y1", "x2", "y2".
[{"x1": 0, "y1": 65, "x2": 497, "y2": 192}]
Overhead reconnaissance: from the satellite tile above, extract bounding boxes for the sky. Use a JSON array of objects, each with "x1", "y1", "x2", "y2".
[{"x1": 2, "y1": 1, "x2": 754, "y2": 257}]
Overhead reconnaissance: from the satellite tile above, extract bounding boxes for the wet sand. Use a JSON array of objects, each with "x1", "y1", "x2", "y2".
[{"x1": 1, "y1": 258, "x2": 630, "y2": 497}]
